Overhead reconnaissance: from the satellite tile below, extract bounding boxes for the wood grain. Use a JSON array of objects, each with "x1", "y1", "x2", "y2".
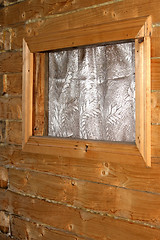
[
  {"x1": 151, "y1": 92, "x2": 160, "y2": 123},
  {"x1": 0, "y1": 51, "x2": 22, "y2": 74},
  {"x1": 6, "y1": 121, "x2": 22, "y2": 145},
  {"x1": 4, "y1": 73, "x2": 22, "y2": 95},
  {"x1": 6, "y1": 148, "x2": 160, "y2": 194},
  {"x1": 0, "y1": 97, "x2": 22, "y2": 120},
  {"x1": 26, "y1": 16, "x2": 148, "y2": 52},
  {"x1": 11, "y1": 216, "x2": 85, "y2": 240},
  {"x1": 1, "y1": 190, "x2": 160, "y2": 239},
  {"x1": 151, "y1": 58, "x2": 160, "y2": 90},
  {"x1": 0, "y1": 211, "x2": 9, "y2": 233},
  {"x1": 152, "y1": 27, "x2": 160, "y2": 58},
  {"x1": 32, "y1": 53, "x2": 45, "y2": 136},
  {"x1": 22, "y1": 40, "x2": 33, "y2": 147},
  {"x1": 152, "y1": 125, "x2": 160, "y2": 157},
  {"x1": 8, "y1": 167, "x2": 160, "y2": 222},
  {"x1": 0, "y1": 232, "x2": 12, "y2": 240},
  {"x1": 1, "y1": 0, "x2": 160, "y2": 27},
  {"x1": 0, "y1": 166, "x2": 8, "y2": 188}
]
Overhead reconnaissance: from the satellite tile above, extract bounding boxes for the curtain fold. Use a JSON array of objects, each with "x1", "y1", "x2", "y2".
[{"x1": 48, "y1": 42, "x2": 135, "y2": 142}]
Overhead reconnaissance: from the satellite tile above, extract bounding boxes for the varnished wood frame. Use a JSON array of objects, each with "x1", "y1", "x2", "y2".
[{"x1": 22, "y1": 16, "x2": 152, "y2": 166}]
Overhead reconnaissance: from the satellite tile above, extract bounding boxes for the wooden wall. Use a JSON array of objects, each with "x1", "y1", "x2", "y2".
[{"x1": 0, "y1": 0, "x2": 160, "y2": 239}]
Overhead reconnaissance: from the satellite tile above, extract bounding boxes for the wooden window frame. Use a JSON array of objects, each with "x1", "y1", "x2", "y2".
[{"x1": 22, "y1": 15, "x2": 152, "y2": 166}]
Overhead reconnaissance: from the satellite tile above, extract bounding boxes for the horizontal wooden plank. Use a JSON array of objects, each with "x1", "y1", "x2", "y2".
[
  {"x1": 11, "y1": 216, "x2": 85, "y2": 240},
  {"x1": 151, "y1": 92, "x2": 160, "y2": 123},
  {"x1": 0, "y1": 51, "x2": 22, "y2": 74},
  {"x1": 6, "y1": 121, "x2": 22, "y2": 145},
  {"x1": 25, "y1": 136, "x2": 140, "y2": 158},
  {"x1": 0, "y1": 167, "x2": 8, "y2": 188},
  {"x1": 151, "y1": 59, "x2": 160, "y2": 90},
  {"x1": 5, "y1": 74, "x2": 22, "y2": 95},
  {"x1": 151, "y1": 125, "x2": 160, "y2": 157},
  {"x1": 1, "y1": 189, "x2": 160, "y2": 239},
  {"x1": 1, "y1": 0, "x2": 160, "y2": 28},
  {"x1": 7, "y1": 145, "x2": 160, "y2": 193},
  {"x1": 0, "y1": 211, "x2": 9, "y2": 234},
  {"x1": 0, "y1": 97, "x2": 22, "y2": 120},
  {"x1": 0, "y1": 0, "x2": 114, "y2": 27},
  {"x1": 8, "y1": 167, "x2": 160, "y2": 220},
  {"x1": 26, "y1": 16, "x2": 148, "y2": 52}
]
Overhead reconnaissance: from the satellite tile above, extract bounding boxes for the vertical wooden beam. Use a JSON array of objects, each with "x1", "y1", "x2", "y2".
[
  {"x1": 135, "y1": 36, "x2": 151, "y2": 166},
  {"x1": 22, "y1": 39, "x2": 33, "y2": 148}
]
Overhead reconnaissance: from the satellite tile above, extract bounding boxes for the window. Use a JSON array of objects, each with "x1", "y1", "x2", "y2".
[
  {"x1": 48, "y1": 42, "x2": 135, "y2": 142},
  {"x1": 22, "y1": 16, "x2": 152, "y2": 166}
]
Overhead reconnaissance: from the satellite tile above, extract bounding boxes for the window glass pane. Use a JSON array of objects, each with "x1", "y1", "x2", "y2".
[{"x1": 48, "y1": 42, "x2": 135, "y2": 142}]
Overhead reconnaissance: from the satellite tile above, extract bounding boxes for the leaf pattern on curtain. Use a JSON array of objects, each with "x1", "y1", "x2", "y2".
[{"x1": 48, "y1": 42, "x2": 135, "y2": 142}]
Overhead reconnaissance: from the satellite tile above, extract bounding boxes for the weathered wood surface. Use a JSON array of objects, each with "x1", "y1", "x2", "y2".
[
  {"x1": 0, "y1": 121, "x2": 6, "y2": 143},
  {"x1": 0, "y1": 232, "x2": 12, "y2": 240},
  {"x1": 1, "y1": 0, "x2": 160, "y2": 28},
  {"x1": 1, "y1": 190, "x2": 160, "y2": 240},
  {"x1": 11, "y1": 216, "x2": 85, "y2": 240},
  {"x1": 0, "y1": 0, "x2": 160, "y2": 239},
  {"x1": 6, "y1": 121, "x2": 22, "y2": 145},
  {"x1": 4, "y1": 146, "x2": 160, "y2": 194},
  {"x1": 0, "y1": 97, "x2": 22, "y2": 120},
  {"x1": 0, "y1": 166, "x2": 8, "y2": 188},
  {"x1": 4, "y1": 74, "x2": 22, "y2": 95},
  {"x1": 33, "y1": 53, "x2": 45, "y2": 136},
  {"x1": 8, "y1": 167, "x2": 160, "y2": 225},
  {"x1": 0, "y1": 211, "x2": 9, "y2": 233},
  {"x1": 0, "y1": 51, "x2": 22, "y2": 74}
]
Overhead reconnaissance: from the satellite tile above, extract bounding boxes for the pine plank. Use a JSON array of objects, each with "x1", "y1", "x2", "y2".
[
  {"x1": 0, "y1": 97, "x2": 22, "y2": 120},
  {"x1": 3, "y1": 145, "x2": 160, "y2": 193},
  {"x1": 8, "y1": 167, "x2": 160, "y2": 216},
  {"x1": 151, "y1": 92, "x2": 160, "y2": 123},
  {"x1": 0, "y1": 166, "x2": 8, "y2": 188},
  {"x1": 22, "y1": 40, "x2": 33, "y2": 147},
  {"x1": 1, "y1": 190, "x2": 160, "y2": 239},
  {"x1": 0, "y1": 51, "x2": 22, "y2": 74},
  {"x1": 11, "y1": 216, "x2": 85, "y2": 240},
  {"x1": 1, "y1": 0, "x2": 160, "y2": 27},
  {"x1": 151, "y1": 59, "x2": 160, "y2": 90},
  {"x1": 26, "y1": 16, "x2": 148, "y2": 53}
]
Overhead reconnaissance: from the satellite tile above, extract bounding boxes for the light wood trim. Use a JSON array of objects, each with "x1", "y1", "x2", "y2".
[
  {"x1": 23, "y1": 16, "x2": 152, "y2": 166},
  {"x1": 135, "y1": 36, "x2": 151, "y2": 167},
  {"x1": 23, "y1": 136, "x2": 140, "y2": 160},
  {"x1": 26, "y1": 16, "x2": 149, "y2": 53},
  {"x1": 22, "y1": 39, "x2": 33, "y2": 148}
]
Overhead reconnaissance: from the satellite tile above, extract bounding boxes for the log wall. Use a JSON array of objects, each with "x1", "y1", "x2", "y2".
[{"x1": 0, "y1": 0, "x2": 160, "y2": 239}]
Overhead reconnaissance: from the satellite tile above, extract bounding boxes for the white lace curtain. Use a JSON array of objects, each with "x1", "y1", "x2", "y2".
[{"x1": 48, "y1": 42, "x2": 135, "y2": 142}]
